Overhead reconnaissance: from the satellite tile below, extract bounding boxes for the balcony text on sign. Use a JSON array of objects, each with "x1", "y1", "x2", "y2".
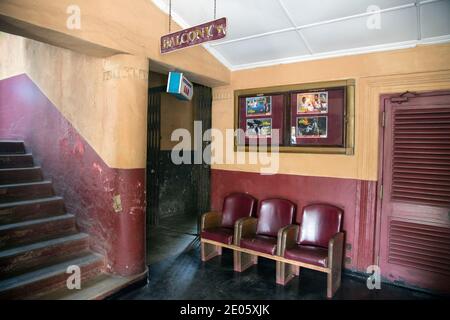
[{"x1": 161, "y1": 17, "x2": 227, "y2": 54}]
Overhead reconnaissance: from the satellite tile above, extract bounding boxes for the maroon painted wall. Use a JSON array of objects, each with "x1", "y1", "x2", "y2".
[
  {"x1": 211, "y1": 169, "x2": 378, "y2": 272},
  {"x1": 0, "y1": 74, "x2": 146, "y2": 276}
]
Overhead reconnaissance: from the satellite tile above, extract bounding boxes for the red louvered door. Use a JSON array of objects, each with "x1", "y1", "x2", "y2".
[{"x1": 379, "y1": 91, "x2": 450, "y2": 293}]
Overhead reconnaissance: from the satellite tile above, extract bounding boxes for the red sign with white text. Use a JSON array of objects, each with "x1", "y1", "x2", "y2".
[{"x1": 161, "y1": 17, "x2": 227, "y2": 54}]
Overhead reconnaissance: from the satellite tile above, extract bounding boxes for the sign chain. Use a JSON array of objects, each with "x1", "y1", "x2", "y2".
[
  {"x1": 169, "y1": 0, "x2": 216, "y2": 32},
  {"x1": 169, "y1": 0, "x2": 172, "y2": 33}
]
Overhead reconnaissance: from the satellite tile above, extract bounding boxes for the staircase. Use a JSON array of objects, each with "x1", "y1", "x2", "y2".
[{"x1": 0, "y1": 141, "x2": 145, "y2": 299}]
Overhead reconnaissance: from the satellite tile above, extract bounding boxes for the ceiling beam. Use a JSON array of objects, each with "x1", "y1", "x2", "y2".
[{"x1": 277, "y1": 0, "x2": 313, "y2": 54}]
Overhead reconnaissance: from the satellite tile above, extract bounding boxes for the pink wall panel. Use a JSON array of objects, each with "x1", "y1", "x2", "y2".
[
  {"x1": 0, "y1": 74, "x2": 146, "y2": 276},
  {"x1": 211, "y1": 169, "x2": 378, "y2": 271}
]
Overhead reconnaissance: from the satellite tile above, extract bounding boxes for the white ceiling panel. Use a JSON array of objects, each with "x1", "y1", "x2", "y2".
[
  {"x1": 152, "y1": 0, "x2": 450, "y2": 70},
  {"x1": 420, "y1": 0, "x2": 450, "y2": 39},
  {"x1": 301, "y1": 6, "x2": 418, "y2": 53},
  {"x1": 216, "y1": 30, "x2": 309, "y2": 66},
  {"x1": 281, "y1": 0, "x2": 415, "y2": 26}
]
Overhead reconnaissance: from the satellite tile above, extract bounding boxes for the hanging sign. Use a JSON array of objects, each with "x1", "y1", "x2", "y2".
[
  {"x1": 161, "y1": 17, "x2": 227, "y2": 54},
  {"x1": 167, "y1": 72, "x2": 193, "y2": 101}
]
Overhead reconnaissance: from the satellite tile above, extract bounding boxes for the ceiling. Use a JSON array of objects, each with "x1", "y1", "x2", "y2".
[{"x1": 152, "y1": 0, "x2": 450, "y2": 70}]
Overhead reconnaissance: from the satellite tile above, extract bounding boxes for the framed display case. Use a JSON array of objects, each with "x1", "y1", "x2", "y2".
[
  {"x1": 237, "y1": 94, "x2": 284, "y2": 146},
  {"x1": 234, "y1": 79, "x2": 355, "y2": 154}
]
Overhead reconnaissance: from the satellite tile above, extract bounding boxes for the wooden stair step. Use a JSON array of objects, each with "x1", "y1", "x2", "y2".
[
  {"x1": 0, "y1": 252, "x2": 104, "y2": 299},
  {"x1": 36, "y1": 270, "x2": 148, "y2": 300},
  {"x1": 0, "y1": 181, "x2": 54, "y2": 204},
  {"x1": 0, "y1": 233, "x2": 89, "y2": 279},
  {"x1": 0, "y1": 196, "x2": 65, "y2": 225},
  {"x1": 0, "y1": 167, "x2": 43, "y2": 184},
  {"x1": 0, "y1": 141, "x2": 111, "y2": 300},
  {"x1": 0, "y1": 214, "x2": 77, "y2": 249},
  {"x1": 0, "y1": 154, "x2": 34, "y2": 169},
  {"x1": 0, "y1": 141, "x2": 26, "y2": 155}
]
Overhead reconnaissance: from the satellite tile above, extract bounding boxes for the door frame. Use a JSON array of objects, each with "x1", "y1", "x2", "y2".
[
  {"x1": 147, "y1": 85, "x2": 165, "y2": 226},
  {"x1": 350, "y1": 70, "x2": 450, "y2": 273},
  {"x1": 375, "y1": 89, "x2": 450, "y2": 290}
]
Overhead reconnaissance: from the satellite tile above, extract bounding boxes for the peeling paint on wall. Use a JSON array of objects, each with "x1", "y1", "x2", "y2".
[
  {"x1": 0, "y1": 74, "x2": 146, "y2": 276},
  {"x1": 113, "y1": 195, "x2": 123, "y2": 213}
]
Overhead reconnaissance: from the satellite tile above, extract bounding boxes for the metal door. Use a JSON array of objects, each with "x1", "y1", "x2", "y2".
[
  {"x1": 147, "y1": 88, "x2": 162, "y2": 226},
  {"x1": 193, "y1": 84, "x2": 212, "y2": 234}
]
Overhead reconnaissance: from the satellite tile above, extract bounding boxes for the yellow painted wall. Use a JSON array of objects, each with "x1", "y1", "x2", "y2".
[
  {"x1": 212, "y1": 43, "x2": 450, "y2": 181},
  {"x1": 2, "y1": 5, "x2": 450, "y2": 180},
  {"x1": 160, "y1": 94, "x2": 194, "y2": 151},
  {"x1": 0, "y1": 32, "x2": 149, "y2": 169},
  {"x1": 148, "y1": 71, "x2": 195, "y2": 151},
  {"x1": 0, "y1": 0, "x2": 230, "y2": 86}
]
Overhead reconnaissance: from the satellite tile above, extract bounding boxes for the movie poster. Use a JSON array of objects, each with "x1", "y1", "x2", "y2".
[
  {"x1": 296, "y1": 116, "x2": 327, "y2": 138},
  {"x1": 246, "y1": 96, "x2": 272, "y2": 117},
  {"x1": 246, "y1": 118, "x2": 272, "y2": 137},
  {"x1": 297, "y1": 91, "x2": 328, "y2": 114}
]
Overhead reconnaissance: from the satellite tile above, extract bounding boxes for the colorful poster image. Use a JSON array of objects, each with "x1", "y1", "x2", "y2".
[
  {"x1": 296, "y1": 116, "x2": 327, "y2": 138},
  {"x1": 246, "y1": 118, "x2": 272, "y2": 137},
  {"x1": 246, "y1": 96, "x2": 272, "y2": 117},
  {"x1": 297, "y1": 91, "x2": 328, "y2": 113}
]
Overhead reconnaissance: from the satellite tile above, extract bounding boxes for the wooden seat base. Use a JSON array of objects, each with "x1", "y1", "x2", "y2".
[{"x1": 200, "y1": 238, "x2": 341, "y2": 298}]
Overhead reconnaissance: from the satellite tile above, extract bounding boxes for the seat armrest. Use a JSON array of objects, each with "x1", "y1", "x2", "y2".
[
  {"x1": 276, "y1": 224, "x2": 299, "y2": 256},
  {"x1": 201, "y1": 211, "x2": 222, "y2": 231},
  {"x1": 234, "y1": 217, "x2": 258, "y2": 246},
  {"x1": 328, "y1": 232, "x2": 345, "y2": 268}
]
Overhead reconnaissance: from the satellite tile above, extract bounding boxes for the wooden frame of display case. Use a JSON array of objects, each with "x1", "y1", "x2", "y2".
[{"x1": 234, "y1": 79, "x2": 355, "y2": 155}]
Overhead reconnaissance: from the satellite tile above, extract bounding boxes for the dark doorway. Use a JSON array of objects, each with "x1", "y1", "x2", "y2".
[
  {"x1": 378, "y1": 90, "x2": 450, "y2": 294},
  {"x1": 146, "y1": 72, "x2": 212, "y2": 264}
]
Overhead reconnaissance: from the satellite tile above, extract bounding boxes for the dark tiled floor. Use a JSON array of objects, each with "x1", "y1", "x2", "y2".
[
  {"x1": 119, "y1": 245, "x2": 436, "y2": 300},
  {"x1": 146, "y1": 214, "x2": 198, "y2": 264}
]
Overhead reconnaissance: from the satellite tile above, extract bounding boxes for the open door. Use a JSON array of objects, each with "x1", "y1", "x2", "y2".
[
  {"x1": 146, "y1": 74, "x2": 212, "y2": 263},
  {"x1": 378, "y1": 91, "x2": 450, "y2": 293}
]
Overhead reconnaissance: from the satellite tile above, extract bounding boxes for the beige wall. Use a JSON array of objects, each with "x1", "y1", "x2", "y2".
[
  {"x1": 2, "y1": 4, "x2": 450, "y2": 179},
  {"x1": 212, "y1": 43, "x2": 450, "y2": 181},
  {"x1": 148, "y1": 71, "x2": 195, "y2": 151},
  {"x1": 0, "y1": 32, "x2": 149, "y2": 169},
  {"x1": 160, "y1": 94, "x2": 194, "y2": 151},
  {"x1": 0, "y1": 0, "x2": 230, "y2": 87}
]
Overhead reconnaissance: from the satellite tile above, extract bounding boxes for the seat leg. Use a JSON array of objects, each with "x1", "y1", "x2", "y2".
[
  {"x1": 201, "y1": 241, "x2": 222, "y2": 262},
  {"x1": 276, "y1": 261, "x2": 297, "y2": 286},
  {"x1": 327, "y1": 265, "x2": 341, "y2": 298},
  {"x1": 233, "y1": 250, "x2": 257, "y2": 272},
  {"x1": 294, "y1": 265, "x2": 300, "y2": 276}
]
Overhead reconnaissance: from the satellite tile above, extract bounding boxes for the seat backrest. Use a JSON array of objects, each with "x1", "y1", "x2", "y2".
[
  {"x1": 297, "y1": 204, "x2": 343, "y2": 248},
  {"x1": 256, "y1": 199, "x2": 295, "y2": 237},
  {"x1": 221, "y1": 193, "x2": 257, "y2": 228}
]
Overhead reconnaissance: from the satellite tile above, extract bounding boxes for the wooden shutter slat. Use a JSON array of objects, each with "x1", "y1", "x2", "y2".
[
  {"x1": 393, "y1": 182, "x2": 450, "y2": 193},
  {"x1": 393, "y1": 163, "x2": 450, "y2": 170},
  {"x1": 395, "y1": 108, "x2": 450, "y2": 115},
  {"x1": 392, "y1": 177, "x2": 450, "y2": 187},
  {"x1": 393, "y1": 173, "x2": 450, "y2": 182},
  {"x1": 390, "y1": 239, "x2": 450, "y2": 255},
  {"x1": 388, "y1": 220, "x2": 450, "y2": 275}
]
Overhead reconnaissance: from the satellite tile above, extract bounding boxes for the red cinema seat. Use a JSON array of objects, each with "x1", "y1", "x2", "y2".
[
  {"x1": 200, "y1": 193, "x2": 256, "y2": 261},
  {"x1": 277, "y1": 204, "x2": 344, "y2": 298},
  {"x1": 233, "y1": 198, "x2": 295, "y2": 272}
]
